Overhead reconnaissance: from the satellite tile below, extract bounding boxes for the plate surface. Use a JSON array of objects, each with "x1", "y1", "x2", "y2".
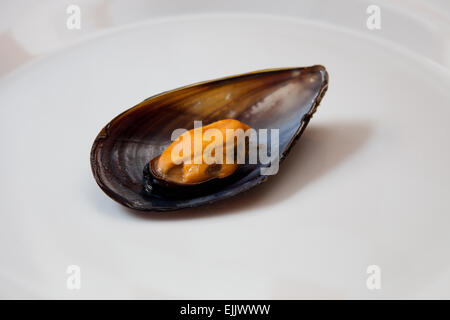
[{"x1": 1, "y1": 13, "x2": 450, "y2": 298}]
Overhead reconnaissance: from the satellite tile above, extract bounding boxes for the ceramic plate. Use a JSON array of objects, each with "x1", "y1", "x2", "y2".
[{"x1": 1, "y1": 10, "x2": 450, "y2": 298}]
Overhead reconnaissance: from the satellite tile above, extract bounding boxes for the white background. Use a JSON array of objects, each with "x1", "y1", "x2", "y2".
[{"x1": 0, "y1": 0, "x2": 450, "y2": 299}]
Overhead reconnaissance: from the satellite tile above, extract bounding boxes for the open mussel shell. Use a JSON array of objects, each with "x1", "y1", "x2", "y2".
[{"x1": 91, "y1": 66, "x2": 328, "y2": 211}]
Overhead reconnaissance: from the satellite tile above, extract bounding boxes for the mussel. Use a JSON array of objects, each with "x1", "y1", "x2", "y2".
[{"x1": 90, "y1": 66, "x2": 328, "y2": 211}]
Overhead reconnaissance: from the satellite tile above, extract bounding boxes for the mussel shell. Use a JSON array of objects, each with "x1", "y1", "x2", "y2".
[
  {"x1": 143, "y1": 161, "x2": 258, "y2": 200},
  {"x1": 90, "y1": 66, "x2": 328, "y2": 211}
]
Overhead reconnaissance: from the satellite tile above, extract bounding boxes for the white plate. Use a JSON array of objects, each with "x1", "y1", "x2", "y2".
[{"x1": 1, "y1": 13, "x2": 450, "y2": 299}]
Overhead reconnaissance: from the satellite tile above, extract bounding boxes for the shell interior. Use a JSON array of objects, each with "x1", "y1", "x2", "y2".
[{"x1": 90, "y1": 66, "x2": 328, "y2": 211}]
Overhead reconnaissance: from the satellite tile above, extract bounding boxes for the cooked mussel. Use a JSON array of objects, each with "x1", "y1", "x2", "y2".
[
  {"x1": 143, "y1": 119, "x2": 255, "y2": 198},
  {"x1": 90, "y1": 65, "x2": 328, "y2": 211}
]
